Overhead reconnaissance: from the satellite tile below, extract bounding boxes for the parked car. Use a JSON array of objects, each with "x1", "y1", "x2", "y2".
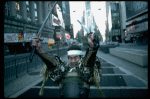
[
  {"x1": 99, "y1": 42, "x2": 106, "y2": 45},
  {"x1": 125, "y1": 37, "x2": 131, "y2": 43},
  {"x1": 112, "y1": 41, "x2": 119, "y2": 46},
  {"x1": 107, "y1": 41, "x2": 119, "y2": 46},
  {"x1": 78, "y1": 43, "x2": 83, "y2": 47}
]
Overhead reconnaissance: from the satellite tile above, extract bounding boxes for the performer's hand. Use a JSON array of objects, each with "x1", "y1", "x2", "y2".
[
  {"x1": 87, "y1": 33, "x2": 99, "y2": 50},
  {"x1": 31, "y1": 38, "x2": 44, "y2": 54},
  {"x1": 88, "y1": 33, "x2": 94, "y2": 48}
]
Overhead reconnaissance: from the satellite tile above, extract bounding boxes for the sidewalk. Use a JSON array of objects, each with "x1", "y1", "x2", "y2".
[
  {"x1": 4, "y1": 64, "x2": 44, "y2": 98},
  {"x1": 4, "y1": 54, "x2": 69, "y2": 98},
  {"x1": 97, "y1": 50, "x2": 148, "y2": 86},
  {"x1": 119, "y1": 43, "x2": 148, "y2": 51}
]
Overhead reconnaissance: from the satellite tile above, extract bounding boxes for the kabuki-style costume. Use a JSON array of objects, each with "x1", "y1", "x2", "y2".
[{"x1": 36, "y1": 35, "x2": 105, "y2": 98}]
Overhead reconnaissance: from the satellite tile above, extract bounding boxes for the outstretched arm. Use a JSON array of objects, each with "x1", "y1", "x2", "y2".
[
  {"x1": 31, "y1": 38, "x2": 58, "y2": 69},
  {"x1": 83, "y1": 33, "x2": 99, "y2": 67}
]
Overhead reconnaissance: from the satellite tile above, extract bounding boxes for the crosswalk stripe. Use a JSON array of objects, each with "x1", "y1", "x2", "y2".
[
  {"x1": 32, "y1": 86, "x2": 148, "y2": 89},
  {"x1": 102, "y1": 74, "x2": 130, "y2": 76},
  {"x1": 101, "y1": 67, "x2": 117, "y2": 68}
]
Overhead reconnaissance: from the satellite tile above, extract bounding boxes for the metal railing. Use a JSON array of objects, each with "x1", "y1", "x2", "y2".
[{"x1": 4, "y1": 47, "x2": 68, "y2": 81}]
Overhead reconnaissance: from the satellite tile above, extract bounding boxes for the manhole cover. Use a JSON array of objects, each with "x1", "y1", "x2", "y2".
[{"x1": 28, "y1": 72, "x2": 40, "y2": 75}]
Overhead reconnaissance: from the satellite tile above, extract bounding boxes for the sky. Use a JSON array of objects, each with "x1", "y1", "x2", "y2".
[{"x1": 69, "y1": 1, "x2": 106, "y2": 41}]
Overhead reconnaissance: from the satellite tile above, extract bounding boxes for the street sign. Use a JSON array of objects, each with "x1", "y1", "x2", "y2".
[
  {"x1": 59, "y1": 35, "x2": 61, "y2": 38},
  {"x1": 65, "y1": 33, "x2": 70, "y2": 39},
  {"x1": 66, "y1": 35, "x2": 70, "y2": 39},
  {"x1": 48, "y1": 39, "x2": 55, "y2": 44}
]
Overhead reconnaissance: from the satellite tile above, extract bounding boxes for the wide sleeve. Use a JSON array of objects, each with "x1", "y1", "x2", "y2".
[
  {"x1": 83, "y1": 47, "x2": 98, "y2": 67},
  {"x1": 37, "y1": 52, "x2": 58, "y2": 69}
]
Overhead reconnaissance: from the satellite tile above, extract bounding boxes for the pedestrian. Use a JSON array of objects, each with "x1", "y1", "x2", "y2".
[{"x1": 31, "y1": 33, "x2": 104, "y2": 98}]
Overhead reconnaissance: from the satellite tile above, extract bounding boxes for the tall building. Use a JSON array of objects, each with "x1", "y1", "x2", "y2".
[
  {"x1": 85, "y1": 1, "x2": 91, "y2": 10},
  {"x1": 105, "y1": 1, "x2": 110, "y2": 42},
  {"x1": 79, "y1": 10, "x2": 86, "y2": 43},
  {"x1": 105, "y1": 1, "x2": 122, "y2": 43},
  {"x1": 125, "y1": 1, "x2": 148, "y2": 44},
  {"x1": 85, "y1": 1, "x2": 94, "y2": 32},
  {"x1": 106, "y1": 1, "x2": 148, "y2": 44},
  {"x1": 52, "y1": 1, "x2": 72, "y2": 43},
  {"x1": 4, "y1": 1, "x2": 60, "y2": 55},
  {"x1": 61, "y1": 1, "x2": 72, "y2": 38},
  {"x1": 85, "y1": 1, "x2": 93, "y2": 33},
  {"x1": 119, "y1": 1, "x2": 126, "y2": 43},
  {"x1": 93, "y1": 16, "x2": 102, "y2": 42},
  {"x1": 62, "y1": 1, "x2": 71, "y2": 29},
  {"x1": 110, "y1": 2, "x2": 122, "y2": 43}
]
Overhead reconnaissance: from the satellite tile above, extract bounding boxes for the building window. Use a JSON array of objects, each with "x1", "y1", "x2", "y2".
[
  {"x1": 26, "y1": 1, "x2": 29, "y2": 5},
  {"x1": 41, "y1": 2, "x2": 44, "y2": 22},
  {"x1": 35, "y1": 11, "x2": 37, "y2": 17},
  {"x1": 26, "y1": 1, "x2": 31, "y2": 21},
  {"x1": 34, "y1": 2, "x2": 38, "y2": 23},
  {"x1": 4, "y1": 2, "x2": 10, "y2": 16},
  {"x1": 17, "y1": 26, "x2": 23, "y2": 33},
  {"x1": 18, "y1": 26, "x2": 23, "y2": 30},
  {"x1": 110, "y1": 3, "x2": 121, "y2": 36},
  {"x1": 34, "y1": 3, "x2": 37, "y2": 9},
  {"x1": 27, "y1": 7, "x2": 29, "y2": 11},
  {"x1": 15, "y1": 1, "x2": 22, "y2": 19},
  {"x1": 17, "y1": 14, "x2": 22, "y2": 19},
  {"x1": 27, "y1": 17, "x2": 31, "y2": 21},
  {"x1": 15, "y1": 2, "x2": 20, "y2": 11}
]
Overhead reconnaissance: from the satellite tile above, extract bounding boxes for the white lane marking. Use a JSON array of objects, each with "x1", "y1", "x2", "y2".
[{"x1": 32, "y1": 86, "x2": 148, "y2": 89}]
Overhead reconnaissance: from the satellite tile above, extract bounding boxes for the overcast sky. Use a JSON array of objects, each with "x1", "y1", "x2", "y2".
[{"x1": 69, "y1": 1, "x2": 106, "y2": 41}]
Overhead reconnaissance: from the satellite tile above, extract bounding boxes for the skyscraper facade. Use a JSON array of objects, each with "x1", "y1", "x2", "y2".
[
  {"x1": 62, "y1": 1, "x2": 72, "y2": 37},
  {"x1": 105, "y1": 1, "x2": 124, "y2": 43},
  {"x1": 4, "y1": 1, "x2": 57, "y2": 55},
  {"x1": 85, "y1": 1, "x2": 91, "y2": 33},
  {"x1": 4, "y1": 1, "x2": 70, "y2": 55},
  {"x1": 125, "y1": 1, "x2": 148, "y2": 44}
]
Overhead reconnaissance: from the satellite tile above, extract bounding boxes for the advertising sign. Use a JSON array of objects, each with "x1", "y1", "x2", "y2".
[
  {"x1": 48, "y1": 39, "x2": 55, "y2": 44},
  {"x1": 24, "y1": 33, "x2": 36, "y2": 42},
  {"x1": 65, "y1": 33, "x2": 70, "y2": 39},
  {"x1": 18, "y1": 33, "x2": 24, "y2": 42},
  {"x1": 126, "y1": 21, "x2": 148, "y2": 34},
  {"x1": 4, "y1": 33, "x2": 18, "y2": 43},
  {"x1": 52, "y1": 14, "x2": 60, "y2": 26},
  {"x1": 4, "y1": 33, "x2": 47, "y2": 43}
]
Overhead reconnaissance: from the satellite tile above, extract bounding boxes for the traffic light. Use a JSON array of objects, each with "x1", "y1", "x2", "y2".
[{"x1": 59, "y1": 35, "x2": 61, "y2": 38}]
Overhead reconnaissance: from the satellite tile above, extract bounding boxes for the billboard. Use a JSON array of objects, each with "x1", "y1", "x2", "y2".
[
  {"x1": 4, "y1": 33, "x2": 18, "y2": 43},
  {"x1": 4, "y1": 33, "x2": 37, "y2": 43},
  {"x1": 18, "y1": 33, "x2": 24, "y2": 42},
  {"x1": 125, "y1": 1, "x2": 148, "y2": 20},
  {"x1": 4, "y1": 32, "x2": 50, "y2": 44},
  {"x1": 52, "y1": 14, "x2": 60, "y2": 26},
  {"x1": 24, "y1": 33, "x2": 36, "y2": 42},
  {"x1": 65, "y1": 33, "x2": 70, "y2": 39},
  {"x1": 48, "y1": 39, "x2": 55, "y2": 44}
]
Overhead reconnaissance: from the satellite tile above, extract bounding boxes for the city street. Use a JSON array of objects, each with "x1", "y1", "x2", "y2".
[
  {"x1": 4, "y1": 1, "x2": 148, "y2": 98},
  {"x1": 7, "y1": 50, "x2": 148, "y2": 98}
]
